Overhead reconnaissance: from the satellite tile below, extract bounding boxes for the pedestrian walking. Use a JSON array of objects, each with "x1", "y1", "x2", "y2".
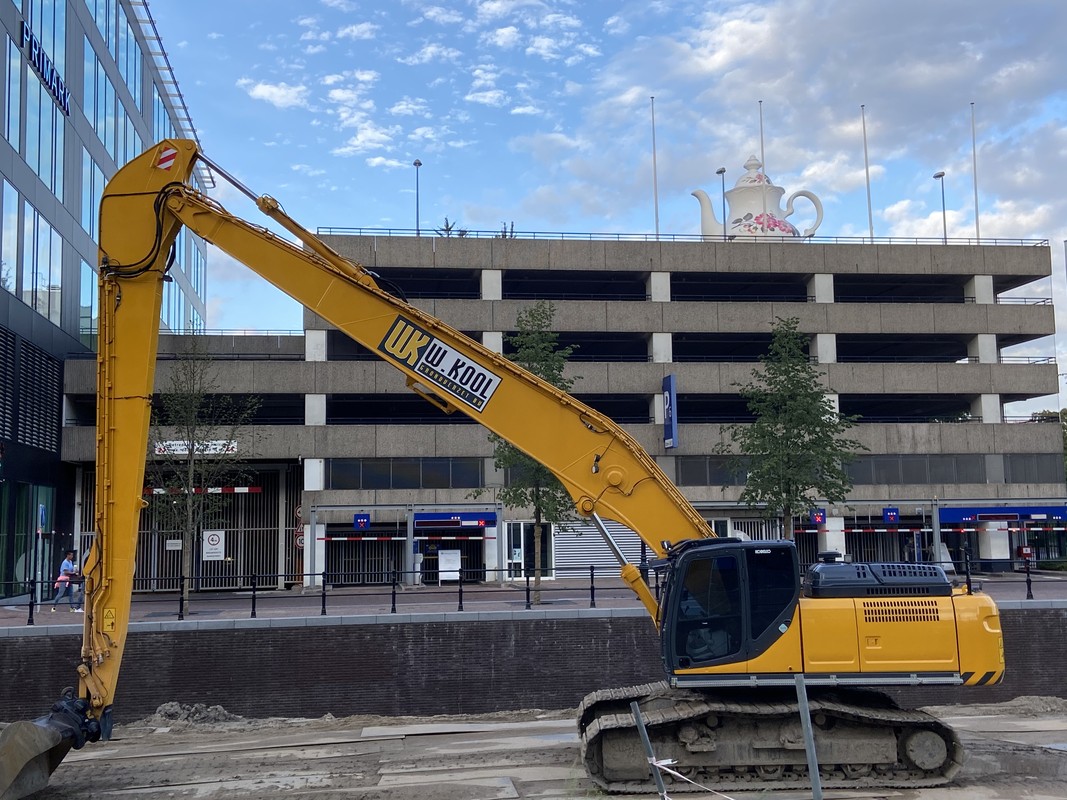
[{"x1": 50, "y1": 550, "x2": 82, "y2": 612}]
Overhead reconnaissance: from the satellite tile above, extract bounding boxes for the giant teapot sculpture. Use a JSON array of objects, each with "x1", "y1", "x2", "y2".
[{"x1": 692, "y1": 156, "x2": 823, "y2": 239}]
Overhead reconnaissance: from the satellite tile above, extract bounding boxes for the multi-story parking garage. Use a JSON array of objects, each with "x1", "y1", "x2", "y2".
[{"x1": 61, "y1": 231, "x2": 1066, "y2": 589}]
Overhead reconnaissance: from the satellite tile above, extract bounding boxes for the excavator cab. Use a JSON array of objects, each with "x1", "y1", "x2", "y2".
[{"x1": 660, "y1": 539, "x2": 799, "y2": 672}]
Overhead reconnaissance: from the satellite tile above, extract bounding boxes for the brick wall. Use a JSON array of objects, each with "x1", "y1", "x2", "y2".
[{"x1": 1, "y1": 609, "x2": 1062, "y2": 724}]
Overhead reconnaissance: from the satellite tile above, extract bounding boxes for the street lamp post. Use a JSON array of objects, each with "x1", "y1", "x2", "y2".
[
  {"x1": 715, "y1": 167, "x2": 727, "y2": 241},
  {"x1": 413, "y1": 159, "x2": 422, "y2": 236},
  {"x1": 932, "y1": 170, "x2": 947, "y2": 244}
]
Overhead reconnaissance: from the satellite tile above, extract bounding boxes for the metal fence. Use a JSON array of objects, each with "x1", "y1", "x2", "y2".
[{"x1": 6, "y1": 557, "x2": 1065, "y2": 627}]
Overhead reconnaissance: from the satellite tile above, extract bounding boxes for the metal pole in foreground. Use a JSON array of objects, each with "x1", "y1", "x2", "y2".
[
  {"x1": 629, "y1": 701, "x2": 669, "y2": 798},
  {"x1": 794, "y1": 673, "x2": 824, "y2": 800}
]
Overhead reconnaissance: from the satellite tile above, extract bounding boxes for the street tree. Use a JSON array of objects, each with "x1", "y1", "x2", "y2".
[
  {"x1": 716, "y1": 317, "x2": 865, "y2": 538},
  {"x1": 145, "y1": 337, "x2": 261, "y2": 603},
  {"x1": 473, "y1": 300, "x2": 576, "y2": 601}
]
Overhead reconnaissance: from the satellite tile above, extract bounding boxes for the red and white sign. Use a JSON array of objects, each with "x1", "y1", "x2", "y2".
[
  {"x1": 295, "y1": 532, "x2": 305, "y2": 550},
  {"x1": 156, "y1": 147, "x2": 177, "y2": 171}
]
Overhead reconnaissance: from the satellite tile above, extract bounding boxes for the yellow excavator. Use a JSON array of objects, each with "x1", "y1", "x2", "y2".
[{"x1": 0, "y1": 140, "x2": 1004, "y2": 798}]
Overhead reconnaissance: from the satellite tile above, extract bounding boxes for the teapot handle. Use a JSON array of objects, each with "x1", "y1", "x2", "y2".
[{"x1": 783, "y1": 190, "x2": 823, "y2": 237}]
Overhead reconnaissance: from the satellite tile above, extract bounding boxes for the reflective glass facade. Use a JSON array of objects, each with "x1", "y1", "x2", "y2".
[{"x1": 0, "y1": 0, "x2": 207, "y2": 600}]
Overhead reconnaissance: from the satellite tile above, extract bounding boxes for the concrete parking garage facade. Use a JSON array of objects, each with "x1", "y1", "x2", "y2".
[{"x1": 61, "y1": 232, "x2": 1066, "y2": 587}]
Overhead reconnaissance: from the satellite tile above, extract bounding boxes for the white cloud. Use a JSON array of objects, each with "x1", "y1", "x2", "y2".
[
  {"x1": 332, "y1": 120, "x2": 402, "y2": 155},
  {"x1": 470, "y1": 65, "x2": 500, "y2": 89},
  {"x1": 337, "y1": 22, "x2": 379, "y2": 40},
  {"x1": 366, "y1": 156, "x2": 410, "y2": 168},
  {"x1": 296, "y1": 16, "x2": 317, "y2": 27},
  {"x1": 291, "y1": 163, "x2": 327, "y2": 177},
  {"x1": 423, "y1": 6, "x2": 464, "y2": 25},
  {"x1": 235, "y1": 79, "x2": 310, "y2": 109},
  {"x1": 474, "y1": 0, "x2": 544, "y2": 23},
  {"x1": 604, "y1": 15, "x2": 629, "y2": 35},
  {"x1": 398, "y1": 43, "x2": 462, "y2": 65},
  {"x1": 321, "y1": 70, "x2": 379, "y2": 89},
  {"x1": 525, "y1": 36, "x2": 559, "y2": 60},
  {"x1": 483, "y1": 26, "x2": 520, "y2": 48},
  {"x1": 321, "y1": 0, "x2": 356, "y2": 10},
  {"x1": 408, "y1": 126, "x2": 440, "y2": 143},
  {"x1": 328, "y1": 88, "x2": 364, "y2": 104},
  {"x1": 565, "y1": 43, "x2": 601, "y2": 66},
  {"x1": 389, "y1": 97, "x2": 430, "y2": 116},
  {"x1": 305, "y1": 45, "x2": 327, "y2": 55},
  {"x1": 540, "y1": 13, "x2": 581, "y2": 30},
  {"x1": 207, "y1": 32, "x2": 223, "y2": 40},
  {"x1": 511, "y1": 105, "x2": 542, "y2": 115},
  {"x1": 301, "y1": 30, "x2": 331, "y2": 41},
  {"x1": 465, "y1": 89, "x2": 509, "y2": 107}
]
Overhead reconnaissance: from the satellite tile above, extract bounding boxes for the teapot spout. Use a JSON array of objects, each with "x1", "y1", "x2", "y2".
[{"x1": 691, "y1": 189, "x2": 723, "y2": 238}]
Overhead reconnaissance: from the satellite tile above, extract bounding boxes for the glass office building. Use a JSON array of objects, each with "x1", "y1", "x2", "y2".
[{"x1": 0, "y1": 0, "x2": 206, "y2": 600}]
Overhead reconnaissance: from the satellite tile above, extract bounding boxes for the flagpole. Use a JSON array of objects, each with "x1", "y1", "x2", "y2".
[
  {"x1": 651, "y1": 96, "x2": 660, "y2": 239},
  {"x1": 861, "y1": 104, "x2": 874, "y2": 242},
  {"x1": 971, "y1": 102, "x2": 980, "y2": 243},
  {"x1": 758, "y1": 99, "x2": 767, "y2": 230}
]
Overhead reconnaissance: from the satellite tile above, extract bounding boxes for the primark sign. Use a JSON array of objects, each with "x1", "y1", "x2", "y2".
[{"x1": 21, "y1": 21, "x2": 70, "y2": 115}]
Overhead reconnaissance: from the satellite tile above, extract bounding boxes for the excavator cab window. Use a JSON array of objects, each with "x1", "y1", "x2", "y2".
[
  {"x1": 676, "y1": 554, "x2": 742, "y2": 662},
  {"x1": 663, "y1": 541, "x2": 800, "y2": 671}
]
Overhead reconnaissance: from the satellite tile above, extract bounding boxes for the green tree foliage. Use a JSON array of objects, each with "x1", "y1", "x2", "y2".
[
  {"x1": 145, "y1": 337, "x2": 261, "y2": 602},
  {"x1": 716, "y1": 317, "x2": 865, "y2": 538},
  {"x1": 473, "y1": 300, "x2": 576, "y2": 601}
]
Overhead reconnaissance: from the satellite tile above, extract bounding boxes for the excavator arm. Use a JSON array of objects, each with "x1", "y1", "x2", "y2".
[{"x1": 91, "y1": 139, "x2": 718, "y2": 713}]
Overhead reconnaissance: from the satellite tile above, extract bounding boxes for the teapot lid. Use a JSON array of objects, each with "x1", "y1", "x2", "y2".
[{"x1": 735, "y1": 155, "x2": 773, "y2": 187}]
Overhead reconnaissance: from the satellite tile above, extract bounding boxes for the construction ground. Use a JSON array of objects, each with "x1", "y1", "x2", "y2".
[{"x1": 18, "y1": 694, "x2": 1067, "y2": 800}]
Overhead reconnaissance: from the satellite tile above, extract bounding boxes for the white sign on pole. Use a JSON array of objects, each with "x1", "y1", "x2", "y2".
[
  {"x1": 439, "y1": 549, "x2": 461, "y2": 582},
  {"x1": 202, "y1": 530, "x2": 225, "y2": 561},
  {"x1": 165, "y1": 539, "x2": 182, "y2": 551}
]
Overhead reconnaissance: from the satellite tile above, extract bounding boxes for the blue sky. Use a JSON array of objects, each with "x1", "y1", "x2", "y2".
[{"x1": 150, "y1": 0, "x2": 1067, "y2": 409}]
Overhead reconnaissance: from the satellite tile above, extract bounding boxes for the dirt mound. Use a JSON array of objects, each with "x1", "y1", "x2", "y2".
[{"x1": 130, "y1": 702, "x2": 246, "y2": 728}]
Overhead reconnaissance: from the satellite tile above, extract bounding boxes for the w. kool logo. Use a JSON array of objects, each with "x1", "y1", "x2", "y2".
[{"x1": 379, "y1": 318, "x2": 501, "y2": 412}]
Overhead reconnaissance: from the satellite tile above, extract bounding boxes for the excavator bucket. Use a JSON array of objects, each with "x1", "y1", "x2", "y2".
[
  {"x1": 0, "y1": 690, "x2": 101, "y2": 800},
  {"x1": 0, "y1": 720, "x2": 73, "y2": 800}
]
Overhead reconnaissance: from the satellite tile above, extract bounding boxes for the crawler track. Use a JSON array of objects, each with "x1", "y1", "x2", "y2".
[{"x1": 579, "y1": 681, "x2": 963, "y2": 792}]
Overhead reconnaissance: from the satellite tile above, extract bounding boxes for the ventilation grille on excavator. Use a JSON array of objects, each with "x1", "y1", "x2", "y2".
[{"x1": 862, "y1": 598, "x2": 941, "y2": 623}]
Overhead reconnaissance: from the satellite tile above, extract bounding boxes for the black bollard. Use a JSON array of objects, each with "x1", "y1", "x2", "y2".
[
  {"x1": 178, "y1": 573, "x2": 185, "y2": 620},
  {"x1": 27, "y1": 578, "x2": 36, "y2": 626},
  {"x1": 250, "y1": 573, "x2": 257, "y2": 618},
  {"x1": 320, "y1": 570, "x2": 327, "y2": 616}
]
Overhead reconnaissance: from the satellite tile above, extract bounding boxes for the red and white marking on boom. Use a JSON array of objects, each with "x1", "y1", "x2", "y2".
[{"x1": 155, "y1": 147, "x2": 177, "y2": 171}]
